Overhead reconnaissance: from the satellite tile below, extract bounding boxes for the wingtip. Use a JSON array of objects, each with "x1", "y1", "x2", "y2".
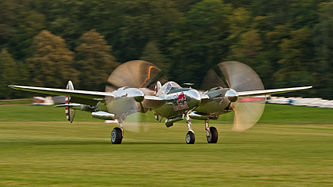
[{"x1": 297, "y1": 85, "x2": 312, "y2": 89}]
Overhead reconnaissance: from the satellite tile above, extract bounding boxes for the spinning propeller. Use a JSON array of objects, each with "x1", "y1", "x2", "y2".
[
  {"x1": 106, "y1": 60, "x2": 166, "y2": 92},
  {"x1": 204, "y1": 61, "x2": 266, "y2": 131},
  {"x1": 105, "y1": 60, "x2": 167, "y2": 132}
]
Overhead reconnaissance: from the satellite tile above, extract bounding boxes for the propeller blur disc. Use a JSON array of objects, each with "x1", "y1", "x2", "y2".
[
  {"x1": 218, "y1": 61, "x2": 264, "y2": 92},
  {"x1": 232, "y1": 100, "x2": 265, "y2": 131},
  {"x1": 201, "y1": 68, "x2": 228, "y2": 90},
  {"x1": 203, "y1": 61, "x2": 265, "y2": 131},
  {"x1": 106, "y1": 60, "x2": 166, "y2": 92},
  {"x1": 105, "y1": 60, "x2": 167, "y2": 132},
  {"x1": 218, "y1": 61, "x2": 265, "y2": 131}
]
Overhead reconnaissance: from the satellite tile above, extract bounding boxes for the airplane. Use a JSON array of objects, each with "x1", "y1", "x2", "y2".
[{"x1": 9, "y1": 60, "x2": 312, "y2": 144}]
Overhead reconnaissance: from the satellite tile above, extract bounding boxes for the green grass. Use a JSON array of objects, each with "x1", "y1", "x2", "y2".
[
  {"x1": 0, "y1": 104, "x2": 332, "y2": 186},
  {"x1": 0, "y1": 98, "x2": 32, "y2": 105},
  {"x1": 0, "y1": 105, "x2": 101, "y2": 122},
  {"x1": 1, "y1": 103, "x2": 331, "y2": 124},
  {"x1": 259, "y1": 104, "x2": 333, "y2": 124}
]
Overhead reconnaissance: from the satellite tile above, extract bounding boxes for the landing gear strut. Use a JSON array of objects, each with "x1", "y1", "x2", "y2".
[
  {"x1": 111, "y1": 121, "x2": 124, "y2": 144},
  {"x1": 205, "y1": 120, "x2": 218, "y2": 143},
  {"x1": 185, "y1": 114, "x2": 195, "y2": 144}
]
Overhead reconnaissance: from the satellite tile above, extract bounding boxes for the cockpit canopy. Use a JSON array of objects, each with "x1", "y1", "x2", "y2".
[{"x1": 157, "y1": 81, "x2": 181, "y2": 95}]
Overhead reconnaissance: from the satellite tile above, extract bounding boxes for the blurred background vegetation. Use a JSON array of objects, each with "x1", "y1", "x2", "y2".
[{"x1": 0, "y1": 0, "x2": 332, "y2": 99}]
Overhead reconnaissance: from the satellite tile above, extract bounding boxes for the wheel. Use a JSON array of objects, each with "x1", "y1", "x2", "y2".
[
  {"x1": 111, "y1": 127, "x2": 123, "y2": 144},
  {"x1": 186, "y1": 131, "x2": 195, "y2": 144},
  {"x1": 206, "y1": 126, "x2": 218, "y2": 143}
]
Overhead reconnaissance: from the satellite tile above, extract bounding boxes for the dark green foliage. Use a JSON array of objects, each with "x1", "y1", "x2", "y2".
[
  {"x1": 140, "y1": 41, "x2": 170, "y2": 74},
  {"x1": 0, "y1": 49, "x2": 19, "y2": 98},
  {"x1": 0, "y1": 0, "x2": 331, "y2": 98},
  {"x1": 313, "y1": 2, "x2": 333, "y2": 99},
  {"x1": 27, "y1": 30, "x2": 79, "y2": 88},
  {"x1": 0, "y1": 49, "x2": 29, "y2": 98},
  {"x1": 75, "y1": 29, "x2": 119, "y2": 90}
]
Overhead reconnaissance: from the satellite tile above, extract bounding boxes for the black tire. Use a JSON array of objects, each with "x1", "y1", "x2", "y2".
[
  {"x1": 207, "y1": 126, "x2": 218, "y2": 143},
  {"x1": 186, "y1": 131, "x2": 195, "y2": 144},
  {"x1": 111, "y1": 127, "x2": 123, "y2": 144}
]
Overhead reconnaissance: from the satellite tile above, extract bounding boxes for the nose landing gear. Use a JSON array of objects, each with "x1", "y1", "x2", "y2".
[
  {"x1": 185, "y1": 114, "x2": 195, "y2": 144},
  {"x1": 186, "y1": 131, "x2": 195, "y2": 144}
]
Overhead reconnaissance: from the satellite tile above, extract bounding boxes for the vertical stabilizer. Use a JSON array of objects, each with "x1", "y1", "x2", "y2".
[
  {"x1": 65, "y1": 80, "x2": 75, "y2": 123},
  {"x1": 154, "y1": 81, "x2": 162, "y2": 96}
]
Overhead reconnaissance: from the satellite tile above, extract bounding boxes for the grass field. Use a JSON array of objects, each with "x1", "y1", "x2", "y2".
[{"x1": 0, "y1": 102, "x2": 332, "y2": 186}]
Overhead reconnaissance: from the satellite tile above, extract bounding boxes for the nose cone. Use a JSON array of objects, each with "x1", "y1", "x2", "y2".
[{"x1": 226, "y1": 89, "x2": 238, "y2": 102}]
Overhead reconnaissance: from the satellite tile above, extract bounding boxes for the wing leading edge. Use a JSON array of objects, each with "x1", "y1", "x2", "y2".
[
  {"x1": 9, "y1": 85, "x2": 167, "y2": 108},
  {"x1": 9, "y1": 85, "x2": 114, "y2": 100},
  {"x1": 237, "y1": 86, "x2": 312, "y2": 97}
]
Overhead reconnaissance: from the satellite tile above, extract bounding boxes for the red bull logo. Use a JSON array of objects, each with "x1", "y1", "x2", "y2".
[
  {"x1": 177, "y1": 92, "x2": 186, "y2": 103},
  {"x1": 174, "y1": 92, "x2": 189, "y2": 111}
]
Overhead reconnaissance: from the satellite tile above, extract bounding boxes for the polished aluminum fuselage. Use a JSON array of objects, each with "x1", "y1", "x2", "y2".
[
  {"x1": 154, "y1": 88, "x2": 201, "y2": 118},
  {"x1": 100, "y1": 83, "x2": 232, "y2": 121}
]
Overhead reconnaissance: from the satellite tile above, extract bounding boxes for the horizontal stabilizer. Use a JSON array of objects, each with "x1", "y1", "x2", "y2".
[{"x1": 55, "y1": 103, "x2": 82, "y2": 107}]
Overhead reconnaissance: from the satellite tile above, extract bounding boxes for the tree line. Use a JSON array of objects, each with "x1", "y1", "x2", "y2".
[{"x1": 0, "y1": 0, "x2": 332, "y2": 99}]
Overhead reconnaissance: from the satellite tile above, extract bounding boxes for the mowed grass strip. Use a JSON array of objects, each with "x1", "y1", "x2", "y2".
[
  {"x1": 1, "y1": 103, "x2": 332, "y2": 123},
  {"x1": 0, "y1": 98, "x2": 32, "y2": 105},
  {"x1": 0, "y1": 104, "x2": 332, "y2": 186}
]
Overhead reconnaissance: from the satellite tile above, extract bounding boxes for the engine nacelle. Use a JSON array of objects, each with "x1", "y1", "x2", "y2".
[
  {"x1": 92, "y1": 111, "x2": 115, "y2": 120},
  {"x1": 165, "y1": 114, "x2": 183, "y2": 127},
  {"x1": 189, "y1": 111, "x2": 209, "y2": 120}
]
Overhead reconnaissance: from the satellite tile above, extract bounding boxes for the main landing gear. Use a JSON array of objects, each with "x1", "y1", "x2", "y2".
[
  {"x1": 184, "y1": 117, "x2": 218, "y2": 144},
  {"x1": 205, "y1": 120, "x2": 218, "y2": 143},
  {"x1": 111, "y1": 121, "x2": 124, "y2": 144},
  {"x1": 110, "y1": 117, "x2": 219, "y2": 144}
]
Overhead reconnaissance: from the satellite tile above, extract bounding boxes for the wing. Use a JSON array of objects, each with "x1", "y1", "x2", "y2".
[
  {"x1": 237, "y1": 86, "x2": 312, "y2": 97},
  {"x1": 142, "y1": 95, "x2": 166, "y2": 109},
  {"x1": 9, "y1": 85, "x2": 114, "y2": 105},
  {"x1": 10, "y1": 85, "x2": 166, "y2": 108}
]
